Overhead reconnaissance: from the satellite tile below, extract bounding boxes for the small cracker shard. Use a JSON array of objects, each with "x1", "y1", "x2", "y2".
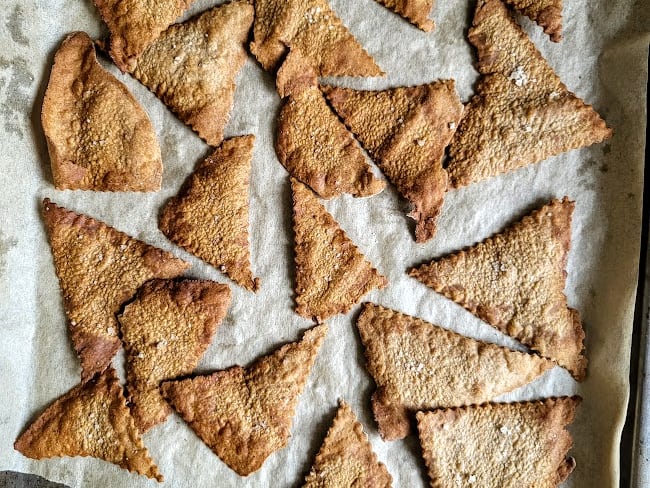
[
  {"x1": 356, "y1": 303, "x2": 554, "y2": 441},
  {"x1": 323, "y1": 81, "x2": 463, "y2": 242},
  {"x1": 128, "y1": 1, "x2": 253, "y2": 146},
  {"x1": 416, "y1": 397, "x2": 581, "y2": 488},
  {"x1": 92, "y1": 0, "x2": 194, "y2": 72},
  {"x1": 503, "y1": 0, "x2": 563, "y2": 42},
  {"x1": 161, "y1": 324, "x2": 328, "y2": 476},
  {"x1": 250, "y1": 0, "x2": 382, "y2": 76},
  {"x1": 304, "y1": 400, "x2": 392, "y2": 487},
  {"x1": 374, "y1": 0, "x2": 435, "y2": 32},
  {"x1": 276, "y1": 52, "x2": 385, "y2": 199},
  {"x1": 447, "y1": 0, "x2": 612, "y2": 188},
  {"x1": 159, "y1": 136, "x2": 260, "y2": 291},
  {"x1": 14, "y1": 368, "x2": 163, "y2": 481},
  {"x1": 119, "y1": 279, "x2": 231, "y2": 432},
  {"x1": 42, "y1": 32, "x2": 162, "y2": 192},
  {"x1": 42, "y1": 199, "x2": 189, "y2": 382},
  {"x1": 292, "y1": 180, "x2": 388, "y2": 323},
  {"x1": 409, "y1": 198, "x2": 587, "y2": 380}
]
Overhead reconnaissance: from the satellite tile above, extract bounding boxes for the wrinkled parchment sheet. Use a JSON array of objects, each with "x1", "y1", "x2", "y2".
[{"x1": 0, "y1": 0, "x2": 647, "y2": 486}]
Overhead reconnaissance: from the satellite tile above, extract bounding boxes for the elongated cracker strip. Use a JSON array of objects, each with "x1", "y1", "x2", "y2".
[{"x1": 504, "y1": 0, "x2": 563, "y2": 42}]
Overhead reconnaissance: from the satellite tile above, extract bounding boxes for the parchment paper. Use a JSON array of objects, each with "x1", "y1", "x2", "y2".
[{"x1": 0, "y1": 1, "x2": 647, "y2": 487}]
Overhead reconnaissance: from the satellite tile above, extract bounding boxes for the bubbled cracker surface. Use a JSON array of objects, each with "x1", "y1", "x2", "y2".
[
  {"x1": 503, "y1": 0, "x2": 563, "y2": 41},
  {"x1": 373, "y1": 0, "x2": 434, "y2": 31}
]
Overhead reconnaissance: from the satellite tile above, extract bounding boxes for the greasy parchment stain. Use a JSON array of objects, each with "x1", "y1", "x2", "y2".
[
  {"x1": 0, "y1": 55, "x2": 34, "y2": 139},
  {"x1": 7, "y1": 6, "x2": 29, "y2": 46}
]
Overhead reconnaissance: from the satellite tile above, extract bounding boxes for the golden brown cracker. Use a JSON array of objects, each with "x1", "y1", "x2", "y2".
[
  {"x1": 42, "y1": 199, "x2": 189, "y2": 381},
  {"x1": 161, "y1": 324, "x2": 328, "y2": 476},
  {"x1": 409, "y1": 198, "x2": 587, "y2": 380},
  {"x1": 128, "y1": 1, "x2": 253, "y2": 146},
  {"x1": 374, "y1": 0, "x2": 434, "y2": 31},
  {"x1": 503, "y1": 0, "x2": 563, "y2": 42},
  {"x1": 292, "y1": 180, "x2": 388, "y2": 323},
  {"x1": 42, "y1": 32, "x2": 162, "y2": 192},
  {"x1": 416, "y1": 397, "x2": 581, "y2": 488},
  {"x1": 14, "y1": 368, "x2": 162, "y2": 481},
  {"x1": 119, "y1": 279, "x2": 231, "y2": 432},
  {"x1": 159, "y1": 136, "x2": 260, "y2": 291},
  {"x1": 323, "y1": 81, "x2": 463, "y2": 242},
  {"x1": 356, "y1": 303, "x2": 554, "y2": 440}
]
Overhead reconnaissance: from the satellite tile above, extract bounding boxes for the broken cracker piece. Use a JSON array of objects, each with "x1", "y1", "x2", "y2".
[
  {"x1": 409, "y1": 198, "x2": 587, "y2": 380},
  {"x1": 15, "y1": 368, "x2": 162, "y2": 481},
  {"x1": 416, "y1": 397, "x2": 581, "y2": 488},
  {"x1": 128, "y1": 1, "x2": 253, "y2": 146},
  {"x1": 503, "y1": 0, "x2": 563, "y2": 42},
  {"x1": 161, "y1": 324, "x2": 328, "y2": 476},
  {"x1": 159, "y1": 135, "x2": 260, "y2": 291},
  {"x1": 357, "y1": 303, "x2": 554, "y2": 440},
  {"x1": 119, "y1": 279, "x2": 231, "y2": 432},
  {"x1": 323, "y1": 81, "x2": 463, "y2": 242},
  {"x1": 292, "y1": 180, "x2": 388, "y2": 323},
  {"x1": 42, "y1": 199, "x2": 189, "y2": 382},
  {"x1": 42, "y1": 32, "x2": 162, "y2": 192},
  {"x1": 304, "y1": 399, "x2": 392, "y2": 487},
  {"x1": 374, "y1": 0, "x2": 435, "y2": 32}
]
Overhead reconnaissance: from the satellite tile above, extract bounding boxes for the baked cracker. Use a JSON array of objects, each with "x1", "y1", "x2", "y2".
[
  {"x1": 42, "y1": 199, "x2": 189, "y2": 382},
  {"x1": 416, "y1": 397, "x2": 581, "y2": 488},
  {"x1": 409, "y1": 198, "x2": 587, "y2": 380},
  {"x1": 128, "y1": 1, "x2": 253, "y2": 146},
  {"x1": 503, "y1": 0, "x2": 563, "y2": 42},
  {"x1": 373, "y1": 0, "x2": 435, "y2": 32},
  {"x1": 292, "y1": 180, "x2": 388, "y2": 323},
  {"x1": 161, "y1": 324, "x2": 328, "y2": 476},
  {"x1": 357, "y1": 303, "x2": 554, "y2": 441},
  {"x1": 303, "y1": 399, "x2": 392, "y2": 487},
  {"x1": 250, "y1": 0, "x2": 382, "y2": 76},
  {"x1": 14, "y1": 368, "x2": 162, "y2": 481},
  {"x1": 92, "y1": 0, "x2": 194, "y2": 72},
  {"x1": 446, "y1": 0, "x2": 612, "y2": 188},
  {"x1": 323, "y1": 81, "x2": 463, "y2": 242},
  {"x1": 159, "y1": 136, "x2": 260, "y2": 291},
  {"x1": 42, "y1": 32, "x2": 162, "y2": 192},
  {"x1": 119, "y1": 279, "x2": 231, "y2": 433}
]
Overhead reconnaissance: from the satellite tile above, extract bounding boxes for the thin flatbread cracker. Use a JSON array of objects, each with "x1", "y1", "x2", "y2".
[
  {"x1": 128, "y1": 1, "x2": 253, "y2": 146},
  {"x1": 303, "y1": 399, "x2": 392, "y2": 487},
  {"x1": 42, "y1": 32, "x2": 162, "y2": 192},
  {"x1": 159, "y1": 136, "x2": 260, "y2": 291},
  {"x1": 292, "y1": 180, "x2": 388, "y2": 323},
  {"x1": 42, "y1": 199, "x2": 189, "y2": 381},
  {"x1": 119, "y1": 279, "x2": 231, "y2": 432},
  {"x1": 446, "y1": 0, "x2": 611, "y2": 188},
  {"x1": 161, "y1": 324, "x2": 328, "y2": 476},
  {"x1": 416, "y1": 397, "x2": 581, "y2": 488},
  {"x1": 356, "y1": 303, "x2": 554, "y2": 440},
  {"x1": 250, "y1": 0, "x2": 382, "y2": 76},
  {"x1": 373, "y1": 0, "x2": 434, "y2": 32},
  {"x1": 409, "y1": 198, "x2": 587, "y2": 380},
  {"x1": 503, "y1": 0, "x2": 563, "y2": 42},
  {"x1": 92, "y1": 0, "x2": 194, "y2": 71},
  {"x1": 323, "y1": 81, "x2": 463, "y2": 242},
  {"x1": 14, "y1": 368, "x2": 162, "y2": 481}
]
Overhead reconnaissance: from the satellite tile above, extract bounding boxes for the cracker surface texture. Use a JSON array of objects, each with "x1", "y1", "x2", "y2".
[
  {"x1": 503, "y1": 0, "x2": 563, "y2": 41},
  {"x1": 42, "y1": 199, "x2": 189, "y2": 381},
  {"x1": 119, "y1": 279, "x2": 231, "y2": 432},
  {"x1": 416, "y1": 397, "x2": 580, "y2": 488},
  {"x1": 357, "y1": 303, "x2": 554, "y2": 440},
  {"x1": 42, "y1": 32, "x2": 162, "y2": 192},
  {"x1": 14, "y1": 368, "x2": 162, "y2": 481},
  {"x1": 161, "y1": 324, "x2": 328, "y2": 476},
  {"x1": 159, "y1": 135, "x2": 260, "y2": 291},
  {"x1": 373, "y1": 0, "x2": 435, "y2": 31}
]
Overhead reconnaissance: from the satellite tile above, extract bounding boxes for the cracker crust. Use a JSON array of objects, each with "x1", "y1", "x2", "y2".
[
  {"x1": 503, "y1": 0, "x2": 563, "y2": 41},
  {"x1": 374, "y1": 0, "x2": 435, "y2": 32}
]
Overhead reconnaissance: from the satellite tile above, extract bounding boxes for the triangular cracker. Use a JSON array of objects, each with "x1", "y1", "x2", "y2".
[
  {"x1": 42, "y1": 32, "x2": 162, "y2": 192},
  {"x1": 159, "y1": 136, "x2": 260, "y2": 291},
  {"x1": 323, "y1": 81, "x2": 463, "y2": 242},
  {"x1": 292, "y1": 180, "x2": 388, "y2": 323},
  {"x1": 356, "y1": 303, "x2": 554, "y2": 441},
  {"x1": 119, "y1": 279, "x2": 231, "y2": 432},
  {"x1": 374, "y1": 0, "x2": 435, "y2": 32},
  {"x1": 14, "y1": 368, "x2": 162, "y2": 481},
  {"x1": 416, "y1": 397, "x2": 581, "y2": 488},
  {"x1": 161, "y1": 324, "x2": 328, "y2": 476},
  {"x1": 42, "y1": 199, "x2": 189, "y2": 381},
  {"x1": 446, "y1": 0, "x2": 611, "y2": 188},
  {"x1": 128, "y1": 1, "x2": 253, "y2": 146},
  {"x1": 92, "y1": 0, "x2": 194, "y2": 71},
  {"x1": 503, "y1": 0, "x2": 563, "y2": 42},
  {"x1": 304, "y1": 400, "x2": 392, "y2": 487},
  {"x1": 409, "y1": 198, "x2": 587, "y2": 379},
  {"x1": 250, "y1": 0, "x2": 382, "y2": 76}
]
